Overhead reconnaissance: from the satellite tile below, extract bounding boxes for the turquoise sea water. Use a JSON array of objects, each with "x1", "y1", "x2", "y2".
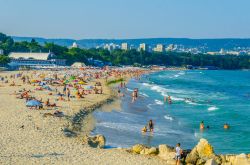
[{"x1": 92, "y1": 70, "x2": 250, "y2": 154}]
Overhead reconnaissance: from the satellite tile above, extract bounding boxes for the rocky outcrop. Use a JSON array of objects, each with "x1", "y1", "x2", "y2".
[
  {"x1": 83, "y1": 134, "x2": 106, "y2": 149},
  {"x1": 131, "y1": 144, "x2": 158, "y2": 155},
  {"x1": 205, "y1": 159, "x2": 218, "y2": 165},
  {"x1": 130, "y1": 139, "x2": 250, "y2": 165},
  {"x1": 132, "y1": 144, "x2": 148, "y2": 154},
  {"x1": 140, "y1": 147, "x2": 158, "y2": 155},
  {"x1": 158, "y1": 144, "x2": 175, "y2": 160},
  {"x1": 220, "y1": 153, "x2": 250, "y2": 165},
  {"x1": 185, "y1": 138, "x2": 222, "y2": 165}
]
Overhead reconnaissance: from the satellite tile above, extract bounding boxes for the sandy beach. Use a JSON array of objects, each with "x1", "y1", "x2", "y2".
[{"x1": 0, "y1": 70, "x2": 167, "y2": 165}]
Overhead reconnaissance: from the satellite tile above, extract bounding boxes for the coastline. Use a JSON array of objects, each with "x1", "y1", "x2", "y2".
[
  {"x1": 1, "y1": 70, "x2": 250, "y2": 165},
  {"x1": 0, "y1": 70, "x2": 167, "y2": 165}
]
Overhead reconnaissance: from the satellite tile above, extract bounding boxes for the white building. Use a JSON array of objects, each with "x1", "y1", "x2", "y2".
[
  {"x1": 71, "y1": 42, "x2": 79, "y2": 48},
  {"x1": 166, "y1": 44, "x2": 174, "y2": 51},
  {"x1": 104, "y1": 43, "x2": 118, "y2": 51},
  {"x1": 8, "y1": 52, "x2": 66, "y2": 68},
  {"x1": 139, "y1": 43, "x2": 148, "y2": 51},
  {"x1": 153, "y1": 44, "x2": 165, "y2": 52},
  {"x1": 121, "y1": 43, "x2": 129, "y2": 51},
  {"x1": 0, "y1": 49, "x2": 3, "y2": 55}
]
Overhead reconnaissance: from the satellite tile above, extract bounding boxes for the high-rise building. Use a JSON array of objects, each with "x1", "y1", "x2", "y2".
[
  {"x1": 166, "y1": 44, "x2": 174, "y2": 51},
  {"x1": 121, "y1": 43, "x2": 129, "y2": 50},
  {"x1": 139, "y1": 43, "x2": 148, "y2": 51},
  {"x1": 103, "y1": 43, "x2": 118, "y2": 51},
  {"x1": 153, "y1": 44, "x2": 165, "y2": 52}
]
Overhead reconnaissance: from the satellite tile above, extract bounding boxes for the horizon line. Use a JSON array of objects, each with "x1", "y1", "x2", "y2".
[{"x1": 8, "y1": 34, "x2": 250, "y2": 41}]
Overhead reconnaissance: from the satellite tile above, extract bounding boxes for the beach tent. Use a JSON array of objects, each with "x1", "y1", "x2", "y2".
[{"x1": 26, "y1": 100, "x2": 42, "y2": 107}]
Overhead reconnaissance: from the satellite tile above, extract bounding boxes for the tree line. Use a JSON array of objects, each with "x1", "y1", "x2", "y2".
[{"x1": 0, "y1": 32, "x2": 250, "y2": 69}]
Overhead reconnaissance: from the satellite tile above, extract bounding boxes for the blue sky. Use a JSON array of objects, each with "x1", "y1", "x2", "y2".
[{"x1": 0, "y1": 0, "x2": 250, "y2": 39}]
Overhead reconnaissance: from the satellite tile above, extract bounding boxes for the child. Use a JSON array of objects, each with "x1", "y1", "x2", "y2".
[{"x1": 175, "y1": 143, "x2": 183, "y2": 165}]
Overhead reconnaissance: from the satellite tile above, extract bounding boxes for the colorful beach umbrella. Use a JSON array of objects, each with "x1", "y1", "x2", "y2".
[{"x1": 78, "y1": 81, "x2": 86, "y2": 85}]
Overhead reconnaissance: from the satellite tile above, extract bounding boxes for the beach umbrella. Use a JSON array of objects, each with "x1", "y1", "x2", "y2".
[
  {"x1": 31, "y1": 80, "x2": 39, "y2": 83},
  {"x1": 78, "y1": 81, "x2": 86, "y2": 85},
  {"x1": 70, "y1": 76, "x2": 76, "y2": 80},
  {"x1": 26, "y1": 100, "x2": 42, "y2": 107}
]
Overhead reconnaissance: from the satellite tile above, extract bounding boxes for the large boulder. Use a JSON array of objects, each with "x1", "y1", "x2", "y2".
[
  {"x1": 158, "y1": 144, "x2": 175, "y2": 160},
  {"x1": 185, "y1": 148, "x2": 200, "y2": 164},
  {"x1": 196, "y1": 139, "x2": 214, "y2": 158},
  {"x1": 186, "y1": 139, "x2": 221, "y2": 165},
  {"x1": 205, "y1": 159, "x2": 218, "y2": 165},
  {"x1": 233, "y1": 153, "x2": 250, "y2": 165},
  {"x1": 140, "y1": 147, "x2": 158, "y2": 155},
  {"x1": 221, "y1": 153, "x2": 250, "y2": 165},
  {"x1": 83, "y1": 134, "x2": 106, "y2": 148},
  {"x1": 131, "y1": 144, "x2": 148, "y2": 154}
]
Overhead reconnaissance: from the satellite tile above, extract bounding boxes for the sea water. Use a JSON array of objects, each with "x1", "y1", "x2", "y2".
[{"x1": 92, "y1": 70, "x2": 250, "y2": 154}]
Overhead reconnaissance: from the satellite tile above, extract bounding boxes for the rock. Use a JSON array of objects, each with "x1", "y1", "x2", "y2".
[
  {"x1": 196, "y1": 158, "x2": 207, "y2": 165},
  {"x1": 220, "y1": 153, "x2": 250, "y2": 165},
  {"x1": 196, "y1": 139, "x2": 214, "y2": 158},
  {"x1": 185, "y1": 149, "x2": 199, "y2": 164},
  {"x1": 158, "y1": 144, "x2": 175, "y2": 154},
  {"x1": 83, "y1": 134, "x2": 106, "y2": 148},
  {"x1": 186, "y1": 139, "x2": 218, "y2": 164},
  {"x1": 140, "y1": 147, "x2": 158, "y2": 155},
  {"x1": 166, "y1": 159, "x2": 178, "y2": 165},
  {"x1": 131, "y1": 144, "x2": 148, "y2": 154},
  {"x1": 233, "y1": 153, "x2": 250, "y2": 165},
  {"x1": 205, "y1": 159, "x2": 218, "y2": 165},
  {"x1": 158, "y1": 144, "x2": 176, "y2": 161}
]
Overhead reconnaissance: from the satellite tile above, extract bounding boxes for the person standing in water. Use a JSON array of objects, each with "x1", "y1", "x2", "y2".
[
  {"x1": 164, "y1": 96, "x2": 167, "y2": 103},
  {"x1": 168, "y1": 95, "x2": 172, "y2": 104},
  {"x1": 148, "y1": 120, "x2": 154, "y2": 132},
  {"x1": 200, "y1": 121, "x2": 205, "y2": 130},
  {"x1": 175, "y1": 143, "x2": 183, "y2": 165},
  {"x1": 132, "y1": 90, "x2": 136, "y2": 102}
]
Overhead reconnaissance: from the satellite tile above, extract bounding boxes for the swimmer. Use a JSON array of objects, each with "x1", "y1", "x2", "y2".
[
  {"x1": 168, "y1": 95, "x2": 172, "y2": 104},
  {"x1": 224, "y1": 123, "x2": 230, "y2": 129},
  {"x1": 141, "y1": 126, "x2": 147, "y2": 133},
  {"x1": 200, "y1": 121, "x2": 205, "y2": 130}
]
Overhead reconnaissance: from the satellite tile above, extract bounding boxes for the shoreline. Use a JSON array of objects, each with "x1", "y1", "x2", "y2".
[
  {"x1": 0, "y1": 69, "x2": 249, "y2": 165},
  {"x1": 0, "y1": 69, "x2": 168, "y2": 165}
]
